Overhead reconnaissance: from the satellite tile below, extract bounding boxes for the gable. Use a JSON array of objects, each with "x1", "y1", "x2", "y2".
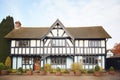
[{"x1": 42, "y1": 19, "x2": 73, "y2": 39}]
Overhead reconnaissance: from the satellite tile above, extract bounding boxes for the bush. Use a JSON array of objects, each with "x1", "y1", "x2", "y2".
[
  {"x1": 61, "y1": 69, "x2": 69, "y2": 73},
  {"x1": 44, "y1": 64, "x2": 51, "y2": 72},
  {"x1": 109, "y1": 66, "x2": 114, "y2": 71},
  {"x1": 87, "y1": 69, "x2": 94, "y2": 73},
  {"x1": 71, "y1": 62, "x2": 82, "y2": 72},
  {"x1": 0, "y1": 62, "x2": 7, "y2": 70},
  {"x1": 11, "y1": 69, "x2": 17, "y2": 73},
  {"x1": 5, "y1": 56, "x2": 11, "y2": 69},
  {"x1": 40, "y1": 67, "x2": 44, "y2": 71},
  {"x1": 81, "y1": 69, "x2": 88, "y2": 74},
  {"x1": 17, "y1": 67, "x2": 23, "y2": 73},
  {"x1": 94, "y1": 65, "x2": 100, "y2": 72},
  {"x1": 56, "y1": 67, "x2": 61, "y2": 72},
  {"x1": 51, "y1": 68, "x2": 56, "y2": 73}
]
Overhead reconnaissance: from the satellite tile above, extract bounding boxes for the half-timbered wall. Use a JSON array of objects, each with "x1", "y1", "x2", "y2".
[
  {"x1": 74, "y1": 39, "x2": 106, "y2": 69},
  {"x1": 10, "y1": 20, "x2": 108, "y2": 70},
  {"x1": 11, "y1": 40, "x2": 44, "y2": 55}
]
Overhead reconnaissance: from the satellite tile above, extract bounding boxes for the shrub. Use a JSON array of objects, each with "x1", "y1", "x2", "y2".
[
  {"x1": 0, "y1": 62, "x2": 7, "y2": 70},
  {"x1": 5, "y1": 56, "x2": 11, "y2": 69},
  {"x1": 94, "y1": 65, "x2": 100, "y2": 72},
  {"x1": 17, "y1": 67, "x2": 23, "y2": 73},
  {"x1": 87, "y1": 69, "x2": 94, "y2": 73},
  {"x1": 44, "y1": 63, "x2": 51, "y2": 72},
  {"x1": 71, "y1": 62, "x2": 82, "y2": 72},
  {"x1": 109, "y1": 66, "x2": 114, "y2": 71},
  {"x1": 40, "y1": 67, "x2": 44, "y2": 71},
  {"x1": 51, "y1": 68, "x2": 56, "y2": 73},
  {"x1": 11, "y1": 69, "x2": 17, "y2": 73},
  {"x1": 56, "y1": 67, "x2": 61, "y2": 72},
  {"x1": 81, "y1": 69, "x2": 88, "y2": 74},
  {"x1": 61, "y1": 69, "x2": 69, "y2": 73}
]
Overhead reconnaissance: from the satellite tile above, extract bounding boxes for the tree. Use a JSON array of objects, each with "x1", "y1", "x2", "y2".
[
  {"x1": 5, "y1": 56, "x2": 11, "y2": 69},
  {"x1": 0, "y1": 16, "x2": 14, "y2": 63},
  {"x1": 111, "y1": 43, "x2": 120, "y2": 54}
]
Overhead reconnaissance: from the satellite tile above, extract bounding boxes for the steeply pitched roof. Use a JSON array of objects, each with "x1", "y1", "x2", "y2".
[{"x1": 5, "y1": 26, "x2": 111, "y2": 39}]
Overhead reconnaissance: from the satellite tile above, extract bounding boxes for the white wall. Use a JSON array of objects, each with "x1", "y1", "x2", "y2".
[{"x1": 66, "y1": 57, "x2": 73, "y2": 69}]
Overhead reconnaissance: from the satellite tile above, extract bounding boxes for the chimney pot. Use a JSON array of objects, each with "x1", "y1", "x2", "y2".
[{"x1": 15, "y1": 21, "x2": 21, "y2": 29}]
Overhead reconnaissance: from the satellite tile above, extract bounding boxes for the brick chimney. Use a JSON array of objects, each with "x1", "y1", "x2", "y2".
[{"x1": 15, "y1": 21, "x2": 21, "y2": 29}]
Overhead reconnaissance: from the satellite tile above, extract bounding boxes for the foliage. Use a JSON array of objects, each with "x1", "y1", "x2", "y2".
[
  {"x1": 0, "y1": 16, "x2": 14, "y2": 63},
  {"x1": 5, "y1": 56, "x2": 11, "y2": 69},
  {"x1": 109, "y1": 66, "x2": 114, "y2": 71},
  {"x1": 17, "y1": 67, "x2": 23, "y2": 73},
  {"x1": 56, "y1": 67, "x2": 61, "y2": 72},
  {"x1": 61, "y1": 69, "x2": 69, "y2": 73},
  {"x1": 81, "y1": 69, "x2": 88, "y2": 74},
  {"x1": 51, "y1": 68, "x2": 57, "y2": 73},
  {"x1": 87, "y1": 69, "x2": 94, "y2": 73},
  {"x1": 111, "y1": 43, "x2": 120, "y2": 54},
  {"x1": 40, "y1": 67, "x2": 44, "y2": 71},
  {"x1": 99, "y1": 67, "x2": 103, "y2": 72},
  {"x1": 94, "y1": 65, "x2": 100, "y2": 72},
  {"x1": 34, "y1": 70, "x2": 40, "y2": 73},
  {"x1": 11, "y1": 69, "x2": 17, "y2": 73},
  {"x1": 44, "y1": 63, "x2": 51, "y2": 72},
  {"x1": 71, "y1": 62, "x2": 82, "y2": 72},
  {"x1": 0, "y1": 62, "x2": 7, "y2": 70}
]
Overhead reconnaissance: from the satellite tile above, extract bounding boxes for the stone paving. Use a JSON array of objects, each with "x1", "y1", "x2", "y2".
[{"x1": 0, "y1": 75, "x2": 120, "y2": 80}]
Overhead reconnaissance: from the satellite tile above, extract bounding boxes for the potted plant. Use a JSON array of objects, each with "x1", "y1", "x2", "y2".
[
  {"x1": 40, "y1": 67, "x2": 46, "y2": 75},
  {"x1": 16, "y1": 67, "x2": 23, "y2": 75},
  {"x1": 71, "y1": 62, "x2": 82, "y2": 76},
  {"x1": 99, "y1": 67, "x2": 107, "y2": 76},
  {"x1": 55, "y1": 67, "x2": 61, "y2": 76},
  {"x1": 0, "y1": 63, "x2": 8, "y2": 75},
  {"x1": 26, "y1": 68, "x2": 33, "y2": 75},
  {"x1": 44, "y1": 64, "x2": 51, "y2": 75},
  {"x1": 87, "y1": 69, "x2": 94, "y2": 75},
  {"x1": 94, "y1": 65, "x2": 101, "y2": 76},
  {"x1": 109, "y1": 66, "x2": 115, "y2": 75}
]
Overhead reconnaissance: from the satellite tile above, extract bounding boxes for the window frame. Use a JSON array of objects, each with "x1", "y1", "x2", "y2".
[
  {"x1": 51, "y1": 57, "x2": 66, "y2": 65},
  {"x1": 83, "y1": 56, "x2": 98, "y2": 65}
]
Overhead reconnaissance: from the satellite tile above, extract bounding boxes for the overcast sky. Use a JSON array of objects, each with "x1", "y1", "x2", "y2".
[{"x1": 0, "y1": 0, "x2": 120, "y2": 49}]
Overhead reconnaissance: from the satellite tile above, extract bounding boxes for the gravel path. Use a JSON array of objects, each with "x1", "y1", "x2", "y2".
[{"x1": 0, "y1": 75, "x2": 120, "y2": 80}]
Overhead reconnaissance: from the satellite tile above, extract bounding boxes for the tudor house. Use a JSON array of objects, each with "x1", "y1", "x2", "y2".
[{"x1": 5, "y1": 19, "x2": 111, "y2": 70}]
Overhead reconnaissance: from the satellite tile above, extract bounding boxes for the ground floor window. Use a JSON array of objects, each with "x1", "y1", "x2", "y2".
[
  {"x1": 51, "y1": 56, "x2": 66, "y2": 65},
  {"x1": 22, "y1": 57, "x2": 32, "y2": 65},
  {"x1": 83, "y1": 56, "x2": 98, "y2": 65}
]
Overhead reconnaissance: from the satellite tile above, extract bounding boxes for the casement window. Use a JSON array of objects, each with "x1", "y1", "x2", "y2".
[
  {"x1": 83, "y1": 56, "x2": 98, "y2": 65},
  {"x1": 22, "y1": 57, "x2": 32, "y2": 65},
  {"x1": 16, "y1": 40, "x2": 30, "y2": 47},
  {"x1": 52, "y1": 39, "x2": 65, "y2": 47},
  {"x1": 88, "y1": 40, "x2": 101, "y2": 47},
  {"x1": 51, "y1": 57, "x2": 66, "y2": 65}
]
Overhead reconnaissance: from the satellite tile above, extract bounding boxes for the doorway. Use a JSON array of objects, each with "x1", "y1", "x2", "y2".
[{"x1": 34, "y1": 57, "x2": 41, "y2": 71}]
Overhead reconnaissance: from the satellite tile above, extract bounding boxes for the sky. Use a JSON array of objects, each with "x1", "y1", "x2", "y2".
[{"x1": 0, "y1": 0, "x2": 120, "y2": 49}]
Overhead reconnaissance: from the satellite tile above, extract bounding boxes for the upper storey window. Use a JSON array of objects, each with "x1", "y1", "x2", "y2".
[
  {"x1": 52, "y1": 39, "x2": 65, "y2": 47},
  {"x1": 88, "y1": 40, "x2": 101, "y2": 47},
  {"x1": 16, "y1": 40, "x2": 29, "y2": 47}
]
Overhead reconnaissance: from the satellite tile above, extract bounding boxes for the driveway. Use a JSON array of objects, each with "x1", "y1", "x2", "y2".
[{"x1": 0, "y1": 75, "x2": 120, "y2": 80}]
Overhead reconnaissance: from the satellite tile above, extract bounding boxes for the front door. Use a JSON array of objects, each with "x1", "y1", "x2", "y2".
[{"x1": 34, "y1": 57, "x2": 41, "y2": 71}]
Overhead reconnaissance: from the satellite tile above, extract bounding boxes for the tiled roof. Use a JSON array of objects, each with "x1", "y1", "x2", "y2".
[{"x1": 5, "y1": 26, "x2": 111, "y2": 39}]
